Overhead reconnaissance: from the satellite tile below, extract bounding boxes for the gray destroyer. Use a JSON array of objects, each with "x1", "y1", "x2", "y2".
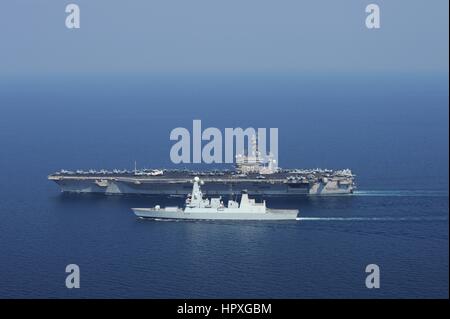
[
  {"x1": 48, "y1": 139, "x2": 356, "y2": 196},
  {"x1": 133, "y1": 177, "x2": 299, "y2": 220}
]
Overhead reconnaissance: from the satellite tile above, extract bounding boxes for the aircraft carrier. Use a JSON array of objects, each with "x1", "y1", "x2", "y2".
[{"x1": 48, "y1": 142, "x2": 356, "y2": 196}]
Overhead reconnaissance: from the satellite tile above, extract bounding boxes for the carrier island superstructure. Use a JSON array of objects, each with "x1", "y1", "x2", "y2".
[{"x1": 48, "y1": 140, "x2": 356, "y2": 196}]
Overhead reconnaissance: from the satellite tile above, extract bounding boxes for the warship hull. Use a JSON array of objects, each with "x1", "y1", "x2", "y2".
[
  {"x1": 49, "y1": 136, "x2": 355, "y2": 196},
  {"x1": 132, "y1": 207, "x2": 299, "y2": 220},
  {"x1": 49, "y1": 173, "x2": 354, "y2": 196}
]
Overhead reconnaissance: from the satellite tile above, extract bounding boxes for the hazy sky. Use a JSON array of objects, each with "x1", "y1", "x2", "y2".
[{"x1": 0, "y1": 0, "x2": 448, "y2": 75}]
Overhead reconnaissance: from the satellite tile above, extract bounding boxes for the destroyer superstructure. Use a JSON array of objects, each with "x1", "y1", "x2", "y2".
[{"x1": 132, "y1": 177, "x2": 299, "y2": 220}]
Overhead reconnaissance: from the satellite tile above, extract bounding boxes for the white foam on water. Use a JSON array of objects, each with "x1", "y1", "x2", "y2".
[
  {"x1": 298, "y1": 216, "x2": 448, "y2": 221},
  {"x1": 353, "y1": 190, "x2": 449, "y2": 197}
]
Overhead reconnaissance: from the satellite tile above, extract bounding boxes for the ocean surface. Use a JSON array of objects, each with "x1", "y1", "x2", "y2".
[{"x1": 0, "y1": 73, "x2": 448, "y2": 298}]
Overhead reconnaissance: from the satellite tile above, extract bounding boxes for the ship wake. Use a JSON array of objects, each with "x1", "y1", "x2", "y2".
[
  {"x1": 353, "y1": 190, "x2": 448, "y2": 197},
  {"x1": 297, "y1": 216, "x2": 448, "y2": 221}
]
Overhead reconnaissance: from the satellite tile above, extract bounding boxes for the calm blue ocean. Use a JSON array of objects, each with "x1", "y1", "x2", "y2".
[{"x1": 0, "y1": 73, "x2": 448, "y2": 298}]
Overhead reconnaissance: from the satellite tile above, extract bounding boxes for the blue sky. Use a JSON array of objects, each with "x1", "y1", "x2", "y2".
[{"x1": 0, "y1": 0, "x2": 448, "y2": 75}]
